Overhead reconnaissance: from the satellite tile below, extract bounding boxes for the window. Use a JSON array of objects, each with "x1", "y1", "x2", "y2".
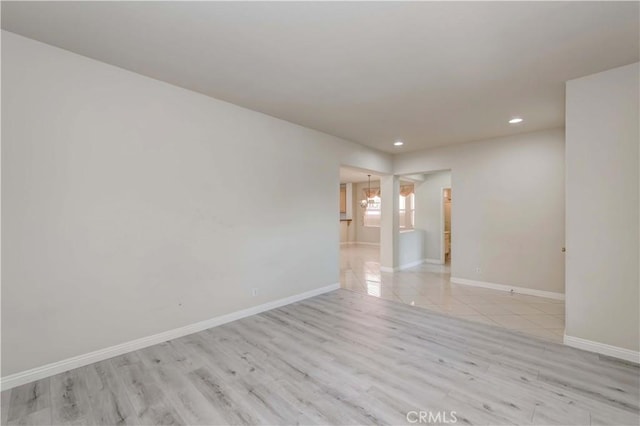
[
  {"x1": 361, "y1": 184, "x2": 413, "y2": 229},
  {"x1": 362, "y1": 186, "x2": 381, "y2": 227},
  {"x1": 399, "y1": 184, "x2": 415, "y2": 229},
  {"x1": 363, "y1": 195, "x2": 381, "y2": 227}
]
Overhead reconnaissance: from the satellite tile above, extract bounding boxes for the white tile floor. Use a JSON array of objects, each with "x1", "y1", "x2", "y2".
[{"x1": 340, "y1": 243, "x2": 565, "y2": 343}]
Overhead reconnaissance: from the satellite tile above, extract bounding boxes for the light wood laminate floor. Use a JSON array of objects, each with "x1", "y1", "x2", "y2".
[{"x1": 2, "y1": 290, "x2": 638, "y2": 425}]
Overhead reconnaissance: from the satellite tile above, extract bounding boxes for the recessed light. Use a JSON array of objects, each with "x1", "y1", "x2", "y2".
[
  {"x1": 394, "y1": 140, "x2": 404, "y2": 146},
  {"x1": 509, "y1": 117, "x2": 524, "y2": 124}
]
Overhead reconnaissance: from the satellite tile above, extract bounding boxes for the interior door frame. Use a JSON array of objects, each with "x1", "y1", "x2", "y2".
[{"x1": 440, "y1": 186, "x2": 451, "y2": 265}]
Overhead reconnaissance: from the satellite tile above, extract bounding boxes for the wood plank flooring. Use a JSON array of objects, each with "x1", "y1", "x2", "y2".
[{"x1": 2, "y1": 289, "x2": 639, "y2": 425}]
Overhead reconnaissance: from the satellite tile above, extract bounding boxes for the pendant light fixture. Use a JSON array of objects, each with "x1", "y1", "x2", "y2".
[{"x1": 360, "y1": 175, "x2": 374, "y2": 209}]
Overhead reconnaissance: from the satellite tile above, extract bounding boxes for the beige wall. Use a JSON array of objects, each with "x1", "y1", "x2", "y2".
[
  {"x1": 339, "y1": 221, "x2": 356, "y2": 243},
  {"x1": 395, "y1": 128, "x2": 566, "y2": 295},
  {"x1": 339, "y1": 183, "x2": 356, "y2": 243},
  {"x1": 565, "y1": 62, "x2": 639, "y2": 352},
  {"x1": 339, "y1": 199, "x2": 356, "y2": 243},
  {"x1": 1, "y1": 32, "x2": 392, "y2": 376}
]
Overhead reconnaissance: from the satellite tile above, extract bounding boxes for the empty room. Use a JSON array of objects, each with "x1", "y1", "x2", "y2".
[{"x1": 1, "y1": 1, "x2": 639, "y2": 425}]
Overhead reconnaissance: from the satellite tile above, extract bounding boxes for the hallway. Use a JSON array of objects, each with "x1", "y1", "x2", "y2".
[{"x1": 340, "y1": 244, "x2": 565, "y2": 343}]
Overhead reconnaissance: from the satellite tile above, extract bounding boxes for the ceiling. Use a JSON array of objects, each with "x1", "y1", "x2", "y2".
[
  {"x1": 339, "y1": 167, "x2": 419, "y2": 184},
  {"x1": 340, "y1": 168, "x2": 379, "y2": 184},
  {"x1": 2, "y1": 1, "x2": 638, "y2": 153}
]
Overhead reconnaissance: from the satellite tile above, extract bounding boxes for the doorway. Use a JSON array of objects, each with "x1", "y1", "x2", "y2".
[
  {"x1": 338, "y1": 166, "x2": 382, "y2": 294},
  {"x1": 443, "y1": 187, "x2": 452, "y2": 264}
]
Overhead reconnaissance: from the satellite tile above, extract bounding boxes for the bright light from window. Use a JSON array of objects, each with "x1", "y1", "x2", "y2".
[
  {"x1": 367, "y1": 281, "x2": 381, "y2": 297},
  {"x1": 399, "y1": 191, "x2": 415, "y2": 229},
  {"x1": 363, "y1": 196, "x2": 382, "y2": 227}
]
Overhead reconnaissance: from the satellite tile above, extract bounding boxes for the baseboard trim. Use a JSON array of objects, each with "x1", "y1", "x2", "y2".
[
  {"x1": 424, "y1": 258, "x2": 444, "y2": 265},
  {"x1": 0, "y1": 282, "x2": 340, "y2": 391},
  {"x1": 564, "y1": 334, "x2": 640, "y2": 364},
  {"x1": 449, "y1": 277, "x2": 565, "y2": 300},
  {"x1": 399, "y1": 259, "x2": 425, "y2": 270},
  {"x1": 380, "y1": 259, "x2": 427, "y2": 273}
]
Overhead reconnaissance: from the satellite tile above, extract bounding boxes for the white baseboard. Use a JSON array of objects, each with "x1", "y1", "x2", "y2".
[
  {"x1": 449, "y1": 277, "x2": 565, "y2": 300},
  {"x1": 564, "y1": 334, "x2": 640, "y2": 364},
  {"x1": 380, "y1": 259, "x2": 426, "y2": 272},
  {"x1": 399, "y1": 259, "x2": 425, "y2": 270},
  {"x1": 0, "y1": 283, "x2": 340, "y2": 391},
  {"x1": 425, "y1": 258, "x2": 444, "y2": 265}
]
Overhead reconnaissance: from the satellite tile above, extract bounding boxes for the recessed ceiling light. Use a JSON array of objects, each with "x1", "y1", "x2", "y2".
[
  {"x1": 394, "y1": 140, "x2": 404, "y2": 146},
  {"x1": 509, "y1": 117, "x2": 524, "y2": 124}
]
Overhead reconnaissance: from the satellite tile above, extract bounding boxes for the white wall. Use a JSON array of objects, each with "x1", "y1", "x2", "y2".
[
  {"x1": 1, "y1": 31, "x2": 392, "y2": 376},
  {"x1": 414, "y1": 171, "x2": 452, "y2": 263},
  {"x1": 565, "y1": 62, "x2": 639, "y2": 353},
  {"x1": 398, "y1": 230, "x2": 425, "y2": 268},
  {"x1": 395, "y1": 128, "x2": 566, "y2": 295}
]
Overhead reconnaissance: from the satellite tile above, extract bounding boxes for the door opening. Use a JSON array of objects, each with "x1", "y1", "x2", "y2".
[
  {"x1": 339, "y1": 166, "x2": 382, "y2": 294},
  {"x1": 443, "y1": 187, "x2": 452, "y2": 265}
]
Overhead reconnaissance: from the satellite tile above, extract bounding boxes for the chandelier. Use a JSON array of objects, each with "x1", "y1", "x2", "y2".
[{"x1": 360, "y1": 174, "x2": 375, "y2": 209}]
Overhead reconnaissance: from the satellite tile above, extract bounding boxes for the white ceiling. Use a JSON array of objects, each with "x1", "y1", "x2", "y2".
[
  {"x1": 339, "y1": 167, "x2": 419, "y2": 184},
  {"x1": 340, "y1": 168, "x2": 379, "y2": 184},
  {"x1": 2, "y1": 1, "x2": 638, "y2": 153}
]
